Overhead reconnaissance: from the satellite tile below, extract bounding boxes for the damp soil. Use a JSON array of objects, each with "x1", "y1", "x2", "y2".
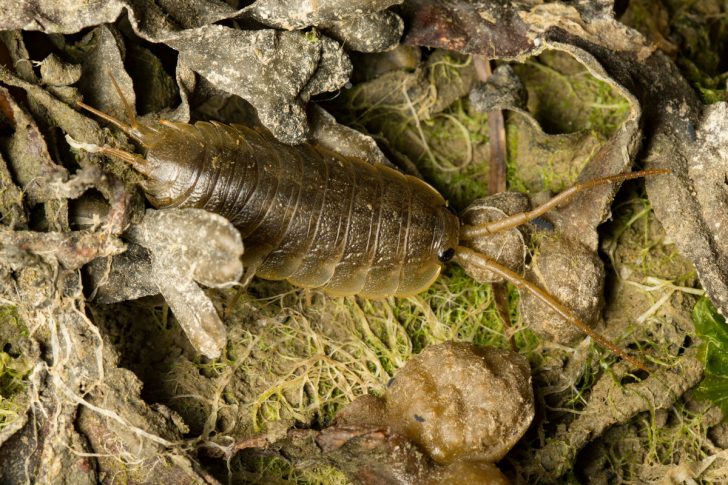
[{"x1": 0, "y1": 1, "x2": 727, "y2": 484}]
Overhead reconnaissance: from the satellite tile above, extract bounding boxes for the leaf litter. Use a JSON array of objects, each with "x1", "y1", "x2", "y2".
[{"x1": 0, "y1": 0, "x2": 726, "y2": 483}]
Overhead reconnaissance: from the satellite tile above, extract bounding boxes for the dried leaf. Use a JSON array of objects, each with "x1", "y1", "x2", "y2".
[
  {"x1": 319, "y1": 10, "x2": 403, "y2": 53},
  {"x1": 400, "y1": 0, "x2": 538, "y2": 60},
  {"x1": 0, "y1": 0, "x2": 244, "y2": 41},
  {"x1": 127, "y1": 208, "x2": 243, "y2": 288},
  {"x1": 38, "y1": 53, "x2": 82, "y2": 86},
  {"x1": 682, "y1": 103, "x2": 728, "y2": 312},
  {"x1": 308, "y1": 104, "x2": 392, "y2": 167},
  {"x1": 166, "y1": 25, "x2": 351, "y2": 143},
  {"x1": 0, "y1": 227, "x2": 125, "y2": 270},
  {"x1": 74, "y1": 25, "x2": 136, "y2": 124},
  {"x1": 0, "y1": 87, "x2": 69, "y2": 205},
  {"x1": 243, "y1": 0, "x2": 402, "y2": 30},
  {"x1": 0, "y1": 151, "x2": 26, "y2": 229},
  {"x1": 125, "y1": 208, "x2": 244, "y2": 358}
]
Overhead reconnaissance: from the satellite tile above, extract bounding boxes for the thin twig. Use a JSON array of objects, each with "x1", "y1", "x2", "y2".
[{"x1": 474, "y1": 54, "x2": 515, "y2": 350}]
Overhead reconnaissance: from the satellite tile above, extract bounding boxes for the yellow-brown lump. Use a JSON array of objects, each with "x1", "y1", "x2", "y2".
[
  {"x1": 424, "y1": 461, "x2": 511, "y2": 485},
  {"x1": 385, "y1": 342, "x2": 534, "y2": 464}
]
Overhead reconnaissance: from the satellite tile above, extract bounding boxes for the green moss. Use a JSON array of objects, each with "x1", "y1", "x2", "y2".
[
  {"x1": 0, "y1": 305, "x2": 31, "y2": 430},
  {"x1": 413, "y1": 100, "x2": 492, "y2": 210},
  {"x1": 513, "y1": 52, "x2": 630, "y2": 138},
  {"x1": 621, "y1": 0, "x2": 728, "y2": 104},
  {"x1": 587, "y1": 398, "x2": 719, "y2": 482},
  {"x1": 194, "y1": 260, "x2": 524, "y2": 437},
  {"x1": 601, "y1": 189, "x2": 697, "y2": 286},
  {"x1": 693, "y1": 296, "x2": 728, "y2": 415},
  {"x1": 234, "y1": 455, "x2": 350, "y2": 485},
  {"x1": 505, "y1": 121, "x2": 528, "y2": 194},
  {"x1": 394, "y1": 266, "x2": 515, "y2": 352},
  {"x1": 336, "y1": 51, "x2": 487, "y2": 211},
  {"x1": 304, "y1": 29, "x2": 321, "y2": 44}
]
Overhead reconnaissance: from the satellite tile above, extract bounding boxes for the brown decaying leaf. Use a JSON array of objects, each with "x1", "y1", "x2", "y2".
[{"x1": 0, "y1": 0, "x2": 403, "y2": 143}]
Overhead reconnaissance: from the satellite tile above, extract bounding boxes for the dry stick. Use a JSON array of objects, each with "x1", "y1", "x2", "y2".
[
  {"x1": 473, "y1": 55, "x2": 516, "y2": 350},
  {"x1": 454, "y1": 247, "x2": 650, "y2": 373},
  {"x1": 474, "y1": 56, "x2": 507, "y2": 195}
]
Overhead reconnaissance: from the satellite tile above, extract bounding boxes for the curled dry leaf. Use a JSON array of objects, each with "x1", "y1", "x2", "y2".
[
  {"x1": 459, "y1": 192, "x2": 530, "y2": 283},
  {"x1": 123, "y1": 208, "x2": 243, "y2": 359},
  {"x1": 127, "y1": 208, "x2": 244, "y2": 289},
  {"x1": 74, "y1": 25, "x2": 136, "y2": 125},
  {"x1": 0, "y1": 0, "x2": 244, "y2": 41},
  {"x1": 308, "y1": 104, "x2": 393, "y2": 167},
  {"x1": 0, "y1": 0, "x2": 401, "y2": 143},
  {"x1": 243, "y1": 0, "x2": 402, "y2": 30},
  {"x1": 318, "y1": 10, "x2": 404, "y2": 53},
  {"x1": 0, "y1": 150, "x2": 26, "y2": 229},
  {"x1": 38, "y1": 53, "x2": 82, "y2": 87},
  {"x1": 0, "y1": 64, "x2": 106, "y2": 148},
  {"x1": 520, "y1": 235, "x2": 605, "y2": 344},
  {"x1": 682, "y1": 103, "x2": 728, "y2": 312},
  {"x1": 166, "y1": 25, "x2": 352, "y2": 144},
  {"x1": 0, "y1": 86, "x2": 68, "y2": 206}
]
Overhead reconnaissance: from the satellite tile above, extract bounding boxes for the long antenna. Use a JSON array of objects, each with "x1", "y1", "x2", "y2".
[
  {"x1": 65, "y1": 134, "x2": 151, "y2": 176},
  {"x1": 76, "y1": 72, "x2": 158, "y2": 144},
  {"x1": 454, "y1": 246, "x2": 650, "y2": 373},
  {"x1": 461, "y1": 169, "x2": 671, "y2": 239}
]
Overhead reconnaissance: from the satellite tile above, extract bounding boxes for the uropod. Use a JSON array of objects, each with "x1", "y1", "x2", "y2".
[{"x1": 72, "y1": 89, "x2": 667, "y2": 372}]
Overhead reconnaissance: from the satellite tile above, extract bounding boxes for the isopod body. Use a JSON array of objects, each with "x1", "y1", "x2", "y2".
[
  {"x1": 118, "y1": 120, "x2": 459, "y2": 298},
  {"x1": 76, "y1": 97, "x2": 666, "y2": 372}
]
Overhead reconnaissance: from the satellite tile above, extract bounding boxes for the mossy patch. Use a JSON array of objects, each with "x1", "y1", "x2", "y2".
[
  {"x1": 693, "y1": 296, "x2": 728, "y2": 416},
  {"x1": 0, "y1": 306, "x2": 32, "y2": 431},
  {"x1": 87, "y1": 45, "x2": 706, "y2": 484},
  {"x1": 231, "y1": 455, "x2": 349, "y2": 485},
  {"x1": 512, "y1": 51, "x2": 631, "y2": 138},
  {"x1": 505, "y1": 113, "x2": 603, "y2": 195},
  {"x1": 536, "y1": 184, "x2": 708, "y2": 483},
  {"x1": 620, "y1": 0, "x2": 728, "y2": 104},
  {"x1": 337, "y1": 51, "x2": 483, "y2": 210},
  {"x1": 339, "y1": 49, "x2": 630, "y2": 206}
]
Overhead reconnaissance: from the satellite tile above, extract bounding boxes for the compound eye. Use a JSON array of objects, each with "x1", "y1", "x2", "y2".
[{"x1": 438, "y1": 247, "x2": 455, "y2": 263}]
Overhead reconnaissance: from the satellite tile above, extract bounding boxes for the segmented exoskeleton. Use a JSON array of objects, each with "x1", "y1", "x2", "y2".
[{"x1": 74, "y1": 92, "x2": 667, "y2": 372}]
